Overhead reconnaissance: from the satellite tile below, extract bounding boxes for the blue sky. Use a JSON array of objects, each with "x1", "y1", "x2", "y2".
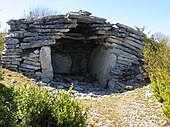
[{"x1": 0, "y1": 0, "x2": 170, "y2": 36}]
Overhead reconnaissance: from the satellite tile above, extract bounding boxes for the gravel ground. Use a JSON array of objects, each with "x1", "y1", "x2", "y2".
[{"x1": 83, "y1": 85, "x2": 169, "y2": 127}]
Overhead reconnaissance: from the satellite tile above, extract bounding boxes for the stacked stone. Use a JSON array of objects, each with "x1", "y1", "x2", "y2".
[
  {"x1": 1, "y1": 10, "x2": 146, "y2": 91},
  {"x1": 1, "y1": 38, "x2": 22, "y2": 71},
  {"x1": 19, "y1": 49, "x2": 41, "y2": 76},
  {"x1": 105, "y1": 23, "x2": 145, "y2": 91}
]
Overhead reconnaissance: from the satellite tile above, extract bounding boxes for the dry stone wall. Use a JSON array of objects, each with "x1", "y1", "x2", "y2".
[{"x1": 1, "y1": 10, "x2": 146, "y2": 92}]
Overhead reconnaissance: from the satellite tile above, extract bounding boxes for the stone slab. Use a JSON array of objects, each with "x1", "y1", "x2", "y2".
[{"x1": 40, "y1": 46, "x2": 53, "y2": 80}]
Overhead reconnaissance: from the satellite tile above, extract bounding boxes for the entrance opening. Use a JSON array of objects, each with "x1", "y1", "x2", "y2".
[
  {"x1": 50, "y1": 22, "x2": 117, "y2": 88},
  {"x1": 51, "y1": 39, "x2": 97, "y2": 83}
]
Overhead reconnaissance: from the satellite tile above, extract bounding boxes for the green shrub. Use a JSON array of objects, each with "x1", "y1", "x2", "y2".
[
  {"x1": 0, "y1": 33, "x2": 4, "y2": 56},
  {"x1": 0, "y1": 68, "x2": 4, "y2": 80},
  {"x1": 0, "y1": 83, "x2": 17, "y2": 127},
  {"x1": 143, "y1": 34, "x2": 170, "y2": 121},
  {"x1": 0, "y1": 84, "x2": 88, "y2": 127},
  {"x1": 16, "y1": 85, "x2": 88, "y2": 127}
]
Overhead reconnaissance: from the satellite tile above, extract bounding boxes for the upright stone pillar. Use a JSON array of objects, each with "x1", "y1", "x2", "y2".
[{"x1": 40, "y1": 46, "x2": 53, "y2": 80}]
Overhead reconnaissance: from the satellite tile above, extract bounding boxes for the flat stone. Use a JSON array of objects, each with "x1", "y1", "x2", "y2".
[
  {"x1": 35, "y1": 71, "x2": 42, "y2": 78},
  {"x1": 118, "y1": 56, "x2": 139, "y2": 65},
  {"x1": 57, "y1": 85, "x2": 64, "y2": 89},
  {"x1": 2, "y1": 61, "x2": 20, "y2": 65},
  {"x1": 2, "y1": 48, "x2": 22, "y2": 54},
  {"x1": 72, "y1": 80, "x2": 79, "y2": 86},
  {"x1": 36, "y1": 81, "x2": 47, "y2": 86},
  {"x1": 34, "y1": 29, "x2": 70, "y2": 33},
  {"x1": 30, "y1": 78, "x2": 37, "y2": 82},
  {"x1": 22, "y1": 56, "x2": 39, "y2": 62},
  {"x1": 1, "y1": 57, "x2": 22, "y2": 62},
  {"x1": 29, "y1": 52, "x2": 39, "y2": 58},
  {"x1": 106, "y1": 37, "x2": 123, "y2": 45},
  {"x1": 4, "y1": 38, "x2": 19, "y2": 45},
  {"x1": 124, "y1": 85, "x2": 134, "y2": 90},
  {"x1": 124, "y1": 39, "x2": 144, "y2": 50},
  {"x1": 41, "y1": 78, "x2": 51, "y2": 83},
  {"x1": 23, "y1": 60, "x2": 40, "y2": 67},
  {"x1": 116, "y1": 23, "x2": 144, "y2": 36},
  {"x1": 67, "y1": 14, "x2": 106, "y2": 24},
  {"x1": 50, "y1": 81, "x2": 59, "y2": 86},
  {"x1": 8, "y1": 31, "x2": 38, "y2": 38},
  {"x1": 74, "y1": 86, "x2": 83, "y2": 91},
  {"x1": 21, "y1": 36, "x2": 55, "y2": 49},
  {"x1": 5, "y1": 64, "x2": 18, "y2": 69},
  {"x1": 30, "y1": 24, "x2": 77, "y2": 29},
  {"x1": 20, "y1": 64, "x2": 41, "y2": 70},
  {"x1": 33, "y1": 18, "x2": 76, "y2": 25},
  {"x1": 34, "y1": 49, "x2": 40, "y2": 54},
  {"x1": 129, "y1": 33, "x2": 145, "y2": 41},
  {"x1": 4, "y1": 44, "x2": 20, "y2": 49},
  {"x1": 19, "y1": 67, "x2": 35, "y2": 72}
]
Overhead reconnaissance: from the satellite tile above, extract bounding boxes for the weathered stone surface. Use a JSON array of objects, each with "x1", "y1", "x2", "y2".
[
  {"x1": 124, "y1": 39, "x2": 144, "y2": 50},
  {"x1": 33, "y1": 18, "x2": 76, "y2": 25},
  {"x1": 4, "y1": 44, "x2": 20, "y2": 49},
  {"x1": 30, "y1": 23, "x2": 77, "y2": 29},
  {"x1": 126, "y1": 37, "x2": 144, "y2": 46},
  {"x1": 2, "y1": 48, "x2": 22, "y2": 53},
  {"x1": 23, "y1": 36, "x2": 54, "y2": 43},
  {"x1": 68, "y1": 10, "x2": 92, "y2": 16},
  {"x1": 2, "y1": 61, "x2": 20, "y2": 65},
  {"x1": 1, "y1": 54, "x2": 21, "y2": 58},
  {"x1": 21, "y1": 36, "x2": 55, "y2": 49},
  {"x1": 19, "y1": 67, "x2": 35, "y2": 72},
  {"x1": 106, "y1": 37, "x2": 123, "y2": 45},
  {"x1": 40, "y1": 46, "x2": 53, "y2": 80},
  {"x1": 23, "y1": 60, "x2": 40, "y2": 67},
  {"x1": 41, "y1": 78, "x2": 51, "y2": 83},
  {"x1": 29, "y1": 52, "x2": 39, "y2": 58},
  {"x1": 8, "y1": 31, "x2": 38, "y2": 38},
  {"x1": 34, "y1": 49, "x2": 40, "y2": 54},
  {"x1": 67, "y1": 14, "x2": 106, "y2": 24},
  {"x1": 5, "y1": 64, "x2": 18, "y2": 69},
  {"x1": 90, "y1": 46, "x2": 117, "y2": 87},
  {"x1": 20, "y1": 63, "x2": 41, "y2": 70},
  {"x1": 22, "y1": 56, "x2": 39, "y2": 62},
  {"x1": 116, "y1": 23, "x2": 144, "y2": 36},
  {"x1": 33, "y1": 28, "x2": 70, "y2": 33},
  {"x1": 4, "y1": 38, "x2": 19, "y2": 45},
  {"x1": 118, "y1": 56, "x2": 139, "y2": 65},
  {"x1": 52, "y1": 53, "x2": 72, "y2": 74},
  {"x1": 129, "y1": 33, "x2": 145, "y2": 41}
]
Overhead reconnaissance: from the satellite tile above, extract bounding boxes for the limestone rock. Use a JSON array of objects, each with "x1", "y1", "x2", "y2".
[
  {"x1": 8, "y1": 31, "x2": 38, "y2": 38},
  {"x1": 4, "y1": 38, "x2": 19, "y2": 45},
  {"x1": 52, "y1": 53, "x2": 72, "y2": 74},
  {"x1": 21, "y1": 36, "x2": 56, "y2": 49},
  {"x1": 40, "y1": 46, "x2": 53, "y2": 80}
]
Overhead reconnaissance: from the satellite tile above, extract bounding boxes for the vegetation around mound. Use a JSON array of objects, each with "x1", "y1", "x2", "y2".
[
  {"x1": 0, "y1": 69, "x2": 88, "y2": 127},
  {"x1": 0, "y1": 33, "x2": 4, "y2": 56},
  {"x1": 143, "y1": 34, "x2": 170, "y2": 121}
]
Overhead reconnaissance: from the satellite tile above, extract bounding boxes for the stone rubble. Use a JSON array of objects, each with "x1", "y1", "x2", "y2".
[{"x1": 1, "y1": 10, "x2": 147, "y2": 92}]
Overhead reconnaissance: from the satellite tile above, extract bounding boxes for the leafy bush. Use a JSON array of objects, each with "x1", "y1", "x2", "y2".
[
  {"x1": 0, "y1": 33, "x2": 4, "y2": 56},
  {"x1": 0, "y1": 83, "x2": 17, "y2": 127},
  {"x1": 0, "y1": 84, "x2": 88, "y2": 127},
  {"x1": 143, "y1": 34, "x2": 170, "y2": 121}
]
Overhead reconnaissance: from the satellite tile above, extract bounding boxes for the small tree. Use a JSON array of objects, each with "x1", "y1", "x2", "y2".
[{"x1": 24, "y1": 6, "x2": 58, "y2": 19}]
